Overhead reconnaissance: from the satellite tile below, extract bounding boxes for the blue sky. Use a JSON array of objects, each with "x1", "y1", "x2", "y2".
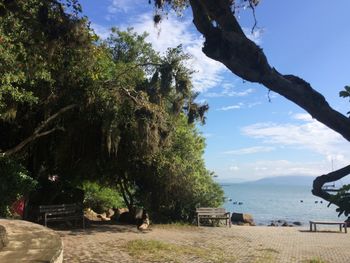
[{"x1": 80, "y1": 0, "x2": 350, "y2": 182}]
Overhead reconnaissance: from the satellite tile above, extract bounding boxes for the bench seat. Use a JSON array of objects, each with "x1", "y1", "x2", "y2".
[
  {"x1": 196, "y1": 207, "x2": 231, "y2": 227},
  {"x1": 309, "y1": 220, "x2": 347, "y2": 233},
  {"x1": 39, "y1": 203, "x2": 85, "y2": 229}
]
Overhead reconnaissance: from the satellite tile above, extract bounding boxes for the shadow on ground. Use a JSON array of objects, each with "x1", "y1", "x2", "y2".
[
  {"x1": 299, "y1": 229, "x2": 346, "y2": 234},
  {"x1": 54, "y1": 221, "x2": 151, "y2": 237}
]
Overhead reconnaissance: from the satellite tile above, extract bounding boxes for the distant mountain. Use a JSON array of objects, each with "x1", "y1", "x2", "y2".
[
  {"x1": 249, "y1": 176, "x2": 315, "y2": 186},
  {"x1": 217, "y1": 178, "x2": 248, "y2": 185}
]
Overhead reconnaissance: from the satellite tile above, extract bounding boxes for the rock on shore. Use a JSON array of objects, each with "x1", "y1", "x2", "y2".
[
  {"x1": 231, "y1": 213, "x2": 255, "y2": 226},
  {"x1": 268, "y1": 220, "x2": 302, "y2": 227}
]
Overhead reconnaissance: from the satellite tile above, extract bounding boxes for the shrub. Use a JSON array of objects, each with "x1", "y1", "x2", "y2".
[
  {"x1": 82, "y1": 181, "x2": 125, "y2": 213},
  {"x1": 0, "y1": 157, "x2": 37, "y2": 217}
]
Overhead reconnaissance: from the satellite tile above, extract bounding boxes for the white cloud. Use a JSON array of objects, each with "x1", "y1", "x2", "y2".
[
  {"x1": 205, "y1": 88, "x2": 254, "y2": 98},
  {"x1": 292, "y1": 113, "x2": 313, "y2": 121},
  {"x1": 218, "y1": 104, "x2": 242, "y2": 111},
  {"x1": 229, "y1": 166, "x2": 239, "y2": 171},
  {"x1": 121, "y1": 13, "x2": 226, "y2": 92},
  {"x1": 108, "y1": 0, "x2": 139, "y2": 14},
  {"x1": 248, "y1": 102, "x2": 262, "y2": 108},
  {"x1": 212, "y1": 113, "x2": 350, "y2": 182},
  {"x1": 242, "y1": 113, "x2": 350, "y2": 167},
  {"x1": 246, "y1": 159, "x2": 327, "y2": 177},
  {"x1": 214, "y1": 158, "x2": 327, "y2": 182},
  {"x1": 217, "y1": 101, "x2": 260, "y2": 111},
  {"x1": 205, "y1": 82, "x2": 254, "y2": 98},
  {"x1": 223, "y1": 146, "x2": 275, "y2": 155},
  {"x1": 90, "y1": 23, "x2": 110, "y2": 40}
]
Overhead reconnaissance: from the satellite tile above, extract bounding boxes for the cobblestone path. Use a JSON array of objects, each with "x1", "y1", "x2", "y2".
[{"x1": 59, "y1": 224, "x2": 350, "y2": 263}]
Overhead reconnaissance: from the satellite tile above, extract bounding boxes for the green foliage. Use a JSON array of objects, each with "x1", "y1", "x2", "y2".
[
  {"x1": 339, "y1": 85, "x2": 350, "y2": 115},
  {"x1": 339, "y1": 86, "x2": 350, "y2": 99},
  {"x1": 137, "y1": 115, "x2": 224, "y2": 222},
  {"x1": 0, "y1": 1, "x2": 221, "y2": 223},
  {"x1": 0, "y1": 157, "x2": 37, "y2": 217},
  {"x1": 0, "y1": 0, "x2": 93, "y2": 117},
  {"x1": 330, "y1": 184, "x2": 350, "y2": 217},
  {"x1": 82, "y1": 181, "x2": 125, "y2": 213}
]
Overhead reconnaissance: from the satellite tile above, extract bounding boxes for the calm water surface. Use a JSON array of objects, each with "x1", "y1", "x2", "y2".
[{"x1": 222, "y1": 183, "x2": 347, "y2": 225}]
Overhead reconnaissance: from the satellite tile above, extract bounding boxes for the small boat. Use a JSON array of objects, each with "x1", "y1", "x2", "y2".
[{"x1": 322, "y1": 183, "x2": 340, "y2": 192}]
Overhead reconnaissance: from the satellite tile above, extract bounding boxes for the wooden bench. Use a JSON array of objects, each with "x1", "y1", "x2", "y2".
[
  {"x1": 309, "y1": 220, "x2": 347, "y2": 233},
  {"x1": 39, "y1": 203, "x2": 85, "y2": 228},
  {"x1": 196, "y1": 207, "x2": 231, "y2": 227}
]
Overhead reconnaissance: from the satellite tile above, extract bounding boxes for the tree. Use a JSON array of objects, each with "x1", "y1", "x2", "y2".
[
  {"x1": 97, "y1": 30, "x2": 221, "y2": 219},
  {"x1": 136, "y1": 115, "x2": 224, "y2": 222},
  {"x1": 1, "y1": 0, "x2": 223, "y2": 221},
  {"x1": 0, "y1": 0, "x2": 93, "y2": 157},
  {"x1": 150, "y1": 0, "x2": 350, "y2": 216}
]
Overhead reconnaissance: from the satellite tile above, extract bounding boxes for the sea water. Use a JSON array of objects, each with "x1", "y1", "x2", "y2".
[{"x1": 221, "y1": 183, "x2": 347, "y2": 225}]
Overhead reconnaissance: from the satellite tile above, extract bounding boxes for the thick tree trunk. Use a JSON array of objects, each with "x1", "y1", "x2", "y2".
[
  {"x1": 188, "y1": 0, "x2": 350, "y2": 203},
  {"x1": 118, "y1": 173, "x2": 135, "y2": 212}
]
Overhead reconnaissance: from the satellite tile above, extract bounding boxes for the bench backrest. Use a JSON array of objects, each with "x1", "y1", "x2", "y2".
[
  {"x1": 39, "y1": 203, "x2": 82, "y2": 215},
  {"x1": 196, "y1": 207, "x2": 227, "y2": 216}
]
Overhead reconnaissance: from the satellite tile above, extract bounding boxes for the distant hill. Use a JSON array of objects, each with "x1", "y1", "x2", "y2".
[
  {"x1": 249, "y1": 176, "x2": 315, "y2": 186},
  {"x1": 217, "y1": 178, "x2": 247, "y2": 185}
]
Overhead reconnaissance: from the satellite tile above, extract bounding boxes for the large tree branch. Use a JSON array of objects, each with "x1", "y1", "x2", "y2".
[
  {"x1": 1, "y1": 104, "x2": 76, "y2": 156},
  {"x1": 190, "y1": 0, "x2": 350, "y2": 141},
  {"x1": 312, "y1": 165, "x2": 350, "y2": 207},
  {"x1": 188, "y1": 0, "x2": 350, "y2": 202}
]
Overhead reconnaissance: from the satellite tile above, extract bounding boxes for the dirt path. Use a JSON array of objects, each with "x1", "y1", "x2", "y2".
[{"x1": 59, "y1": 224, "x2": 350, "y2": 263}]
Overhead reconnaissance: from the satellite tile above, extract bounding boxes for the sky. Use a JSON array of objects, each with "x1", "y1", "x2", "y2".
[{"x1": 79, "y1": 0, "x2": 350, "y2": 183}]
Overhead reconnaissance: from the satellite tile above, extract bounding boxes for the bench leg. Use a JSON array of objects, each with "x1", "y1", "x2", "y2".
[
  {"x1": 310, "y1": 222, "x2": 312, "y2": 232},
  {"x1": 340, "y1": 224, "x2": 342, "y2": 232},
  {"x1": 197, "y1": 215, "x2": 200, "y2": 227},
  {"x1": 345, "y1": 224, "x2": 347, "y2": 233}
]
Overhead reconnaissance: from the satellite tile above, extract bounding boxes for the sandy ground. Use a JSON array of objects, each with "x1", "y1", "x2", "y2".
[{"x1": 58, "y1": 223, "x2": 350, "y2": 263}]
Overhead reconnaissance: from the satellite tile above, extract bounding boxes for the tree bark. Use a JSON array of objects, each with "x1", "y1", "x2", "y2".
[
  {"x1": 1, "y1": 104, "x2": 76, "y2": 157},
  {"x1": 118, "y1": 172, "x2": 134, "y2": 212},
  {"x1": 188, "y1": 0, "x2": 350, "y2": 202}
]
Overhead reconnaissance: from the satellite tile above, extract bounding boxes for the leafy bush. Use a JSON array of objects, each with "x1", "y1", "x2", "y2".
[
  {"x1": 331, "y1": 184, "x2": 350, "y2": 216},
  {"x1": 0, "y1": 157, "x2": 37, "y2": 217},
  {"x1": 82, "y1": 181, "x2": 125, "y2": 213}
]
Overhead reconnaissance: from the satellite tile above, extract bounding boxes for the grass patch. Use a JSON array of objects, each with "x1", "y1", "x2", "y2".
[
  {"x1": 257, "y1": 248, "x2": 279, "y2": 254},
  {"x1": 155, "y1": 223, "x2": 199, "y2": 231},
  {"x1": 123, "y1": 239, "x2": 236, "y2": 263},
  {"x1": 254, "y1": 248, "x2": 279, "y2": 263}
]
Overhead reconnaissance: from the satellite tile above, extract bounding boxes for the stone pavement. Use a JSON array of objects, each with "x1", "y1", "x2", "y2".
[
  {"x1": 0, "y1": 219, "x2": 63, "y2": 263},
  {"x1": 59, "y1": 223, "x2": 350, "y2": 263}
]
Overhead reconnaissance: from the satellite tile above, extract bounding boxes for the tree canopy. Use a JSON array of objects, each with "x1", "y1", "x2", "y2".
[{"x1": 0, "y1": 0, "x2": 223, "y2": 221}]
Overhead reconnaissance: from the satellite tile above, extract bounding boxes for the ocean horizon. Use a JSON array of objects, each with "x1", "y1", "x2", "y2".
[{"x1": 221, "y1": 183, "x2": 347, "y2": 225}]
